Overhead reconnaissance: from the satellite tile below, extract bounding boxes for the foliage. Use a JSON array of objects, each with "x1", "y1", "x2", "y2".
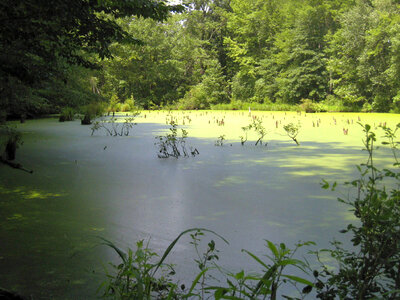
[
  {"x1": 283, "y1": 123, "x2": 301, "y2": 146},
  {"x1": 0, "y1": 0, "x2": 182, "y2": 116},
  {"x1": 0, "y1": 125, "x2": 23, "y2": 161},
  {"x1": 108, "y1": 95, "x2": 121, "y2": 115},
  {"x1": 99, "y1": 239, "x2": 176, "y2": 299},
  {"x1": 100, "y1": 229, "x2": 315, "y2": 300},
  {"x1": 4, "y1": 0, "x2": 400, "y2": 114},
  {"x1": 91, "y1": 114, "x2": 139, "y2": 136},
  {"x1": 211, "y1": 101, "x2": 296, "y2": 111},
  {"x1": 155, "y1": 120, "x2": 199, "y2": 158},
  {"x1": 215, "y1": 135, "x2": 226, "y2": 146},
  {"x1": 209, "y1": 240, "x2": 315, "y2": 300},
  {"x1": 99, "y1": 228, "x2": 227, "y2": 299},
  {"x1": 299, "y1": 99, "x2": 321, "y2": 113},
  {"x1": 59, "y1": 107, "x2": 75, "y2": 122},
  {"x1": 240, "y1": 117, "x2": 267, "y2": 146},
  {"x1": 315, "y1": 123, "x2": 400, "y2": 299},
  {"x1": 81, "y1": 102, "x2": 107, "y2": 125}
]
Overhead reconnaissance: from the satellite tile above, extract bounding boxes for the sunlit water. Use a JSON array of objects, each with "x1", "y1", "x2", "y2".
[{"x1": 0, "y1": 111, "x2": 399, "y2": 299}]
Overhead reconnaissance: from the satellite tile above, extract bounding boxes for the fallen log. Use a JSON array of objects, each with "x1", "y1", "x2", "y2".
[{"x1": 0, "y1": 157, "x2": 33, "y2": 174}]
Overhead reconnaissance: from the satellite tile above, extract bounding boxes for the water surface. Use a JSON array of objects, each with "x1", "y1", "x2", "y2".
[{"x1": 0, "y1": 111, "x2": 399, "y2": 298}]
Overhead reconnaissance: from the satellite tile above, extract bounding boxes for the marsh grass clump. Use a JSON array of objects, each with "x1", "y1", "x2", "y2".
[
  {"x1": 1, "y1": 125, "x2": 23, "y2": 161},
  {"x1": 283, "y1": 122, "x2": 301, "y2": 145},
  {"x1": 80, "y1": 102, "x2": 106, "y2": 125},
  {"x1": 91, "y1": 114, "x2": 139, "y2": 136},
  {"x1": 155, "y1": 121, "x2": 199, "y2": 158},
  {"x1": 215, "y1": 135, "x2": 225, "y2": 146},
  {"x1": 59, "y1": 107, "x2": 75, "y2": 122}
]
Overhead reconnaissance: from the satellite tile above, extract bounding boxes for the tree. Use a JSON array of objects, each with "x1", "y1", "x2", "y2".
[
  {"x1": 0, "y1": 0, "x2": 182, "y2": 116},
  {"x1": 327, "y1": 0, "x2": 400, "y2": 112}
]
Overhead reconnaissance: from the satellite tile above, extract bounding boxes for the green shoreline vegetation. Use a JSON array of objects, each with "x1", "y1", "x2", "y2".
[{"x1": 2, "y1": 0, "x2": 400, "y2": 120}]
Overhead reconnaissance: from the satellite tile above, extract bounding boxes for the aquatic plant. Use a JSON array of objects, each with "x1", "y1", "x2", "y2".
[
  {"x1": 283, "y1": 123, "x2": 300, "y2": 146},
  {"x1": 240, "y1": 118, "x2": 267, "y2": 146},
  {"x1": 155, "y1": 121, "x2": 199, "y2": 158},
  {"x1": 252, "y1": 118, "x2": 267, "y2": 146},
  {"x1": 1, "y1": 125, "x2": 23, "y2": 161},
  {"x1": 239, "y1": 125, "x2": 251, "y2": 146},
  {"x1": 215, "y1": 135, "x2": 225, "y2": 146},
  {"x1": 81, "y1": 102, "x2": 107, "y2": 125},
  {"x1": 59, "y1": 107, "x2": 75, "y2": 122},
  {"x1": 91, "y1": 114, "x2": 139, "y2": 136}
]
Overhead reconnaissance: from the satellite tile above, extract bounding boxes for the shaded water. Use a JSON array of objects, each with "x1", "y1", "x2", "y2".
[{"x1": 0, "y1": 112, "x2": 399, "y2": 299}]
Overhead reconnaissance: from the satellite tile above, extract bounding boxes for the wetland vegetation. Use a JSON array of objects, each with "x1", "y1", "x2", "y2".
[{"x1": 1, "y1": 0, "x2": 400, "y2": 299}]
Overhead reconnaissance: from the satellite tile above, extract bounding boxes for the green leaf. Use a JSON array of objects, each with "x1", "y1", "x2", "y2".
[
  {"x1": 183, "y1": 267, "x2": 209, "y2": 298},
  {"x1": 151, "y1": 228, "x2": 228, "y2": 276},
  {"x1": 251, "y1": 264, "x2": 277, "y2": 298},
  {"x1": 235, "y1": 270, "x2": 245, "y2": 280},
  {"x1": 242, "y1": 249, "x2": 269, "y2": 269},
  {"x1": 321, "y1": 179, "x2": 329, "y2": 189},
  {"x1": 282, "y1": 275, "x2": 314, "y2": 286},
  {"x1": 266, "y1": 240, "x2": 279, "y2": 258}
]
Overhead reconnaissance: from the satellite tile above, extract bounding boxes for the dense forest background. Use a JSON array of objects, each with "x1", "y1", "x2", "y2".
[{"x1": 2, "y1": 0, "x2": 400, "y2": 117}]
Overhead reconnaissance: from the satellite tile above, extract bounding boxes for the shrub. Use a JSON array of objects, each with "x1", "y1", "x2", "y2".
[
  {"x1": 91, "y1": 114, "x2": 139, "y2": 136},
  {"x1": 80, "y1": 102, "x2": 106, "y2": 125},
  {"x1": 154, "y1": 120, "x2": 199, "y2": 158},
  {"x1": 298, "y1": 99, "x2": 320, "y2": 113},
  {"x1": 59, "y1": 107, "x2": 75, "y2": 122},
  {"x1": 283, "y1": 123, "x2": 301, "y2": 146},
  {"x1": 1, "y1": 126, "x2": 23, "y2": 161}
]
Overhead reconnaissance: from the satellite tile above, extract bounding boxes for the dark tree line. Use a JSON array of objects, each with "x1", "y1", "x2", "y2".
[{"x1": 2, "y1": 0, "x2": 400, "y2": 117}]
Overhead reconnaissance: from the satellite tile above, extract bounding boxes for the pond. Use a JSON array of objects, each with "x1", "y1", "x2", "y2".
[{"x1": 0, "y1": 111, "x2": 399, "y2": 299}]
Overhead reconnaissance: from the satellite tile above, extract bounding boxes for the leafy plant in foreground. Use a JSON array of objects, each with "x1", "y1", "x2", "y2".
[
  {"x1": 99, "y1": 239, "x2": 176, "y2": 299},
  {"x1": 99, "y1": 228, "x2": 227, "y2": 299},
  {"x1": 315, "y1": 123, "x2": 400, "y2": 299},
  {"x1": 209, "y1": 240, "x2": 314, "y2": 300},
  {"x1": 155, "y1": 121, "x2": 199, "y2": 158},
  {"x1": 99, "y1": 228, "x2": 315, "y2": 300}
]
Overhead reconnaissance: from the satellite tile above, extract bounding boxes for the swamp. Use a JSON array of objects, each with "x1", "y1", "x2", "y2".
[{"x1": 1, "y1": 111, "x2": 399, "y2": 298}]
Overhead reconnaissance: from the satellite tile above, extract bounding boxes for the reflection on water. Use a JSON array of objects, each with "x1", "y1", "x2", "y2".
[{"x1": 0, "y1": 113, "x2": 398, "y2": 298}]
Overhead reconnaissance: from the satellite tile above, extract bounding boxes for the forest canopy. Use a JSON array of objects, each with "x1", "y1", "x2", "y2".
[{"x1": 2, "y1": 0, "x2": 400, "y2": 117}]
